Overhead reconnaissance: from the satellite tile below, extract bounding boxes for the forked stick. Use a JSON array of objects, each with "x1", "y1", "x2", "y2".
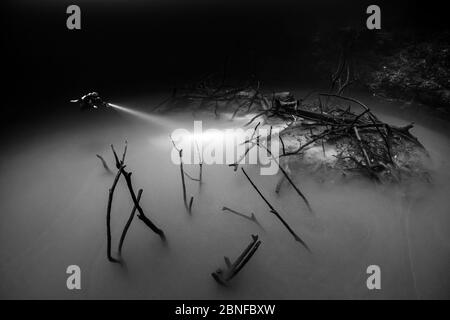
[
  {"x1": 110, "y1": 143, "x2": 166, "y2": 241},
  {"x1": 170, "y1": 136, "x2": 194, "y2": 212},
  {"x1": 122, "y1": 171, "x2": 165, "y2": 240}
]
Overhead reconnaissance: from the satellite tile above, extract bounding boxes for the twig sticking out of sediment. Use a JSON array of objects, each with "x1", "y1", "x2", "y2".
[
  {"x1": 121, "y1": 140, "x2": 128, "y2": 163},
  {"x1": 275, "y1": 162, "x2": 291, "y2": 194},
  {"x1": 188, "y1": 196, "x2": 194, "y2": 212},
  {"x1": 96, "y1": 154, "x2": 113, "y2": 173},
  {"x1": 105, "y1": 142, "x2": 165, "y2": 263},
  {"x1": 222, "y1": 206, "x2": 259, "y2": 225},
  {"x1": 184, "y1": 141, "x2": 203, "y2": 183},
  {"x1": 170, "y1": 136, "x2": 194, "y2": 212},
  {"x1": 106, "y1": 165, "x2": 124, "y2": 263},
  {"x1": 184, "y1": 171, "x2": 200, "y2": 182},
  {"x1": 279, "y1": 136, "x2": 286, "y2": 156},
  {"x1": 241, "y1": 168, "x2": 310, "y2": 252},
  {"x1": 196, "y1": 140, "x2": 203, "y2": 183},
  {"x1": 112, "y1": 143, "x2": 166, "y2": 240},
  {"x1": 179, "y1": 150, "x2": 188, "y2": 205}
]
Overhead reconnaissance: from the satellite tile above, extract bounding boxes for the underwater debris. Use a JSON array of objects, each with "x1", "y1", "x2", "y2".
[
  {"x1": 221, "y1": 206, "x2": 259, "y2": 225},
  {"x1": 170, "y1": 136, "x2": 195, "y2": 213},
  {"x1": 104, "y1": 142, "x2": 165, "y2": 263},
  {"x1": 158, "y1": 74, "x2": 429, "y2": 184},
  {"x1": 212, "y1": 234, "x2": 261, "y2": 285},
  {"x1": 96, "y1": 154, "x2": 112, "y2": 174}
]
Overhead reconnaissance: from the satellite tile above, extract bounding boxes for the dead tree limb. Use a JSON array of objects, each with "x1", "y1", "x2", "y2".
[
  {"x1": 164, "y1": 76, "x2": 427, "y2": 183},
  {"x1": 170, "y1": 136, "x2": 194, "y2": 212},
  {"x1": 231, "y1": 100, "x2": 248, "y2": 120},
  {"x1": 183, "y1": 143, "x2": 203, "y2": 183},
  {"x1": 279, "y1": 135, "x2": 286, "y2": 156},
  {"x1": 96, "y1": 154, "x2": 112, "y2": 173},
  {"x1": 188, "y1": 196, "x2": 194, "y2": 212},
  {"x1": 257, "y1": 142, "x2": 313, "y2": 213},
  {"x1": 244, "y1": 111, "x2": 267, "y2": 127},
  {"x1": 241, "y1": 168, "x2": 310, "y2": 251},
  {"x1": 106, "y1": 165, "x2": 125, "y2": 263},
  {"x1": 121, "y1": 140, "x2": 128, "y2": 163},
  {"x1": 118, "y1": 188, "x2": 143, "y2": 255},
  {"x1": 231, "y1": 236, "x2": 261, "y2": 277},
  {"x1": 352, "y1": 126, "x2": 379, "y2": 181},
  {"x1": 179, "y1": 149, "x2": 188, "y2": 208},
  {"x1": 222, "y1": 206, "x2": 259, "y2": 224},
  {"x1": 196, "y1": 140, "x2": 203, "y2": 183},
  {"x1": 365, "y1": 116, "x2": 393, "y2": 164},
  {"x1": 353, "y1": 126, "x2": 371, "y2": 168},
  {"x1": 212, "y1": 234, "x2": 261, "y2": 285},
  {"x1": 111, "y1": 143, "x2": 166, "y2": 241},
  {"x1": 275, "y1": 162, "x2": 291, "y2": 194},
  {"x1": 229, "y1": 138, "x2": 258, "y2": 172},
  {"x1": 123, "y1": 171, "x2": 166, "y2": 240},
  {"x1": 241, "y1": 123, "x2": 260, "y2": 145},
  {"x1": 318, "y1": 93, "x2": 379, "y2": 122},
  {"x1": 229, "y1": 123, "x2": 261, "y2": 171},
  {"x1": 184, "y1": 171, "x2": 201, "y2": 181}
]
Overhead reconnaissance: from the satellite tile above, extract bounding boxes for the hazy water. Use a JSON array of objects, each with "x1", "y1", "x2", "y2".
[{"x1": 0, "y1": 93, "x2": 449, "y2": 299}]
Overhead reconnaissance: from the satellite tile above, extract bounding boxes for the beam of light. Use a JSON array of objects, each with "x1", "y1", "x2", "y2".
[
  {"x1": 179, "y1": 128, "x2": 247, "y2": 146},
  {"x1": 108, "y1": 103, "x2": 175, "y2": 127}
]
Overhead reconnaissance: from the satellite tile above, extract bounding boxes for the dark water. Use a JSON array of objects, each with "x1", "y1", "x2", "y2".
[{"x1": 0, "y1": 91, "x2": 449, "y2": 299}]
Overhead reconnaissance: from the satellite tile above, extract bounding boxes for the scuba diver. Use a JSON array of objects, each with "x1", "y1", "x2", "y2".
[{"x1": 70, "y1": 92, "x2": 110, "y2": 110}]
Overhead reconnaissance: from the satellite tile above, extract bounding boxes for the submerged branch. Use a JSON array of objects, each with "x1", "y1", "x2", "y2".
[
  {"x1": 96, "y1": 154, "x2": 112, "y2": 173},
  {"x1": 241, "y1": 168, "x2": 310, "y2": 251},
  {"x1": 106, "y1": 165, "x2": 124, "y2": 263},
  {"x1": 222, "y1": 206, "x2": 259, "y2": 224},
  {"x1": 118, "y1": 188, "x2": 143, "y2": 255}
]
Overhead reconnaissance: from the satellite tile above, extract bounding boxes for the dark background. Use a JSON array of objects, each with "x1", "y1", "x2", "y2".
[{"x1": 1, "y1": 0, "x2": 448, "y2": 117}]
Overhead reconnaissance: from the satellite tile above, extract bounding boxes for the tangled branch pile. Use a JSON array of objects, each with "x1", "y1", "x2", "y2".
[{"x1": 157, "y1": 75, "x2": 430, "y2": 183}]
